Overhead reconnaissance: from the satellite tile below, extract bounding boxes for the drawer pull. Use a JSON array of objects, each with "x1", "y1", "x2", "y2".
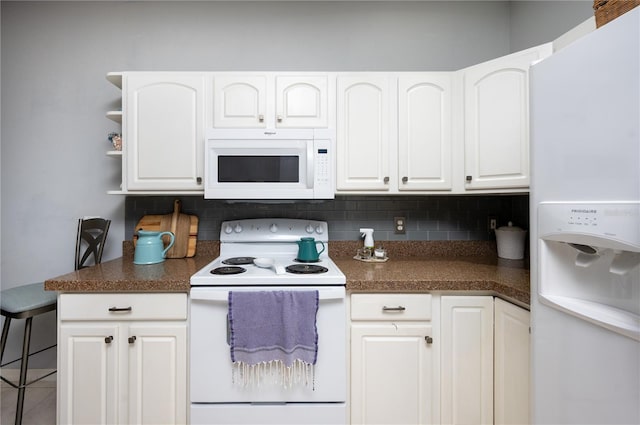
[
  {"x1": 128, "y1": 336, "x2": 137, "y2": 344},
  {"x1": 105, "y1": 336, "x2": 113, "y2": 344},
  {"x1": 108, "y1": 306, "x2": 132, "y2": 313},
  {"x1": 425, "y1": 336, "x2": 433, "y2": 344},
  {"x1": 382, "y1": 306, "x2": 406, "y2": 312}
]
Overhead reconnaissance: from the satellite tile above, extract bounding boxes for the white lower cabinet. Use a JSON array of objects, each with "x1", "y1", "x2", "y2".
[
  {"x1": 350, "y1": 294, "x2": 438, "y2": 425},
  {"x1": 350, "y1": 294, "x2": 530, "y2": 425},
  {"x1": 440, "y1": 296, "x2": 494, "y2": 425},
  {"x1": 494, "y1": 298, "x2": 530, "y2": 425},
  {"x1": 57, "y1": 293, "x2": 187, "y2": 425}
]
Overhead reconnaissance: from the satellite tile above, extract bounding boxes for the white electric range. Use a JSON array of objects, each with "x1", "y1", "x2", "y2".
[{"x1": 189, "y1": 218, "x2": 347, "y2": 425}]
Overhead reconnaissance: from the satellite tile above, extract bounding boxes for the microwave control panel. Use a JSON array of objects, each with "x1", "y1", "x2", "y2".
[{"x1": 313, "y1": 139, "x2": 333, "y2": 198}]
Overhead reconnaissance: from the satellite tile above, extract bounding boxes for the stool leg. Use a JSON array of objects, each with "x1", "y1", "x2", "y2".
[
  {"x1": 0, "y1": 316, "x2": 11, "y2": 364},
  {"x1": 15, "y1": 316, "x2": 33, "y2": 425}
]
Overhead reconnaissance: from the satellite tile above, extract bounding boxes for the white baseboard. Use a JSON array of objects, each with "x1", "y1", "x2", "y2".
[{"x1": 1, "y1": 368, "x2": 56, "y2": 388}]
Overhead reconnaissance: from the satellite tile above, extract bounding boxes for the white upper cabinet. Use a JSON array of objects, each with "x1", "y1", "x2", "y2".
[
  {"x1": 398, "y1": 74, "x2": 453, "y2": 191},
  {"x1": 213, "y1": 75, "x2": 267, "y2": 128},
  {"x1": 213, "y1": 73, "x2": 330, "y2": 128},
  {"x1": 335, "y1": 44, "x2": 551, "y2": 195},
  {"x1": 125, "y1": 73, "x2": 205, "y2": 191},
  {"x1": 107, "y1": 44, "x2": 552, "y2": 195},
  {"x1": 275, "y1": 75, "x2": 329, "y2": 128},
  {"x1": 462, "y1": 44, "x2": 552, "y2": 190},
  {"x1": 336, "y1": 74, "x2": 392, "y2": 191}
]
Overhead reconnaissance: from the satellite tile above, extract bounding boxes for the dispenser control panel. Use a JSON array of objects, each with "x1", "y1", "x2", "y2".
[
  {"x1": 566, "y1": 207, "x2": 599, "y2": 227},
  {"x1": 538, "y1": 201, "x2": 640, "y2": 249}
]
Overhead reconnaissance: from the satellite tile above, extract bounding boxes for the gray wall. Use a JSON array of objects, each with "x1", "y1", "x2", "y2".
[
  {"x1": 509, "y1": 1, "x2": 593, "y2": 52},
  {"x1": 1, "y1": 1, "x2": 591, "y2": 368}
]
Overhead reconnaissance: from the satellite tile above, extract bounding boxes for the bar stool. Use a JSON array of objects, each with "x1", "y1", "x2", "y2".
[{"x1": 0, "y1": 217, "x2": 110, "y2": 424}]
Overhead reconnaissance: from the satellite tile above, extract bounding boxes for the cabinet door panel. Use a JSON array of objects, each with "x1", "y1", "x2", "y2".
[
  {"x1": 351, "y1": 323, "x2": 434, "y2": 425},
  {"x1": 336, "y1": 75, "x2": 390, "y2": 190},
  {"x1": 398, "y1": 74, "x2": 452, "y2": 191},
  {"x1": 58, "y1": 324, "x2": 119, "y2": 425},
  {"x1": 495, "y1": 298, "x2": 530, "y2": 425},
  {"x1": 464, "y1": 44, "x2": 552, "y2": 190},
  {"x1": 276, "y1": 76, "x2": 328, "y2": 128},
  {"x1": 440, "y1": 296, "x2": 493, "y2": 425},
  {"x1": 213, "y1": 76, "x2": 267, "y2": 128},
  {"x1": 126, "y1": 74, "x2": 205, "y2": 190},
  {"x1": 127, "y1": 323, "x2": 187, "y2": 425}
]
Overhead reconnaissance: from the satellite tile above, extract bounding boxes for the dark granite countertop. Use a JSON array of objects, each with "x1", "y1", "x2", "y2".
[
  {"x1": 332, "y1": 240, "x2": 530, "y2": 306},
  {"x1": 44, "y1": 242, "x2": 220, "y2": 293},
  {"x1": 45, "y1": 240, "x2": 530, "y2": 306}
]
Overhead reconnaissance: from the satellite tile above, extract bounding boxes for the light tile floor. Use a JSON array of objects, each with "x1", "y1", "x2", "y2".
[{"x1": 1, "y1": 371, "x2": 56, "y2": 425}]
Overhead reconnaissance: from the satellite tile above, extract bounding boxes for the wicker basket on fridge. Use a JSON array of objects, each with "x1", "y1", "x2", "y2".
[{"x1": 593, "y1": 0, "x2": 640, "y2": 27}]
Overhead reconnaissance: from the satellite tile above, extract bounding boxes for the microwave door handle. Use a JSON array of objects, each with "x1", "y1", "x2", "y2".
[{"x1": 307, "y1": 143, "x2": 314, "y2": 189}]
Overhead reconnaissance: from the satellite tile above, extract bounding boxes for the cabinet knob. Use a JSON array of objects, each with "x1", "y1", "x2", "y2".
[
  {"x1": 105, "y1": 336, "x2": 113, "y2": 344},
  {"x1": 128, "y1": 336, "x2": 137, "y2": 344},
  {"x1": 402, "y1": 176, "x2": 408, "y2": 183},
  {"x1": 383, "y1": 176, "x2": 390, "y2": 184},
  {"x1": 197, "y1": 177, "x2": 202, "y2": 185},
  {"x1": 277, "y1": 115, "x2": 283, "y2": 123},
  {"x1": 258, "y1": 114, "x2": 264, "y2": 123},
  {"x1": 425, "y1": 336, "x2": 433, "y2": 344},
  {"x1": 466, "y1": 175, "x2": 472, "y2": 182}
]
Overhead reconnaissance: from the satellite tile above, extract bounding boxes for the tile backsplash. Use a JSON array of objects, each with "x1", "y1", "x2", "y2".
[{"x1": 125, "y1": 195, "x2": 529, "y2": 242}]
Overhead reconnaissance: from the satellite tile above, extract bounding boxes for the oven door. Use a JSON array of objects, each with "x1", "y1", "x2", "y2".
[{"x1": 189, "y1": 286, "x2": 346, "y2": 403}]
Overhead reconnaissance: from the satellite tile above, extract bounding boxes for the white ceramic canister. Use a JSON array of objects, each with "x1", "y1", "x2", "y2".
[{"x1": 495, "y1": 221, "x2": 527, "y2": 260}]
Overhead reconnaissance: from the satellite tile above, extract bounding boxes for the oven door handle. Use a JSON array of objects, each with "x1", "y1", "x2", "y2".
[{"x1": 190, "y1": 287, "x2": 345, "y2": 301}]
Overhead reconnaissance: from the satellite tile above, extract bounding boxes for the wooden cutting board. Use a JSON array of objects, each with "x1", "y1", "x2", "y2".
[{"x1": 133, "y1": 199, "x2": 198, "y2": 258}]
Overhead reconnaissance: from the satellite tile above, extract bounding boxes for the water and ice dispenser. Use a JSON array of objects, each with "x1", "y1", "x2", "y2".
[{"x1": 537, "y1": 202, "x2": 640, "y2": 341}]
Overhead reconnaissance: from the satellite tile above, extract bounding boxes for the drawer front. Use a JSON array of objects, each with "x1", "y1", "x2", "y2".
[
  {"x1": 351, "y1": 293, "x2": 432, "y2": 321},
  {"x1": 59, "y1": 293, "x2": 187, "y2": 321}
]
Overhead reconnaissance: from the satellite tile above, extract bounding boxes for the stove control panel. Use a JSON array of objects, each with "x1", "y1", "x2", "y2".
[
  {"x1": 220, "y1": 218, "x2": 329, "y2": 243},
  {"x1": 306, "y1": 224, "x2": 324, "y2": 234}
]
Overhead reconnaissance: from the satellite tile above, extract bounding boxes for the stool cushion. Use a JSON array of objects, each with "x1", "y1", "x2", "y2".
[{"x1": 1, "y1": 282, "x2": 57, "y2": 315}]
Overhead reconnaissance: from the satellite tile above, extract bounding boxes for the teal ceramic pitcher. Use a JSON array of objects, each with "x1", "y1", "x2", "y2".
[
  {"x1": 134, "y1": 230, "x2": 175, "y2": 265},
  {"x1": 296, "y1": 237, "x2": 325, "y2": 262}
]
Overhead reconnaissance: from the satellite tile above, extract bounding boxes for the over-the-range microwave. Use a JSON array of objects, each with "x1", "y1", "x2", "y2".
[{"x1": 204, "y1": 128, "x2": 335, "y2": 200}]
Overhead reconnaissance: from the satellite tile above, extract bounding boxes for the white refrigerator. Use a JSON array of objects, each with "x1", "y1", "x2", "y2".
[{"x1": 530, "y1": 8, "x2": 640, "y2": 425}]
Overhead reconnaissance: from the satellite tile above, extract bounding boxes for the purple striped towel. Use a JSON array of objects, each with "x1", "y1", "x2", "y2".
[{"x1": 228, "y1": 290, "x2": 319, "y2": 367}]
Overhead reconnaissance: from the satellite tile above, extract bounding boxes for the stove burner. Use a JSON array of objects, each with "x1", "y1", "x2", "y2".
[
  {"x1": 222, "y1": 257, "x2": 256, "y2": 265},
  {"x1": 285, "y1": 264, "x2": 328, "y2": 274},
  {"x1": 211, "y1": 266, "x2": 246, "y2": 275}
]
